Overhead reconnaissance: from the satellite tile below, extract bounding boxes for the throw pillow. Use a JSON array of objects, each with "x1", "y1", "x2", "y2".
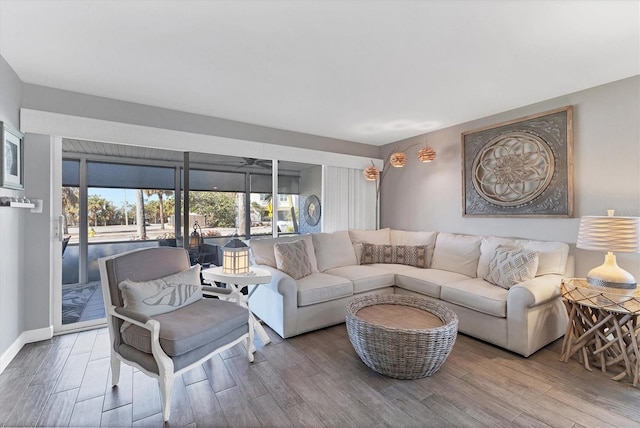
[
  {"x1": 361, "y1": 243, "x2": 429, "y2": 268},
  {"x1": 118, "y1": 264, "x2": 203, "y2": 318},
  {"x1": 484, "y1": 246, "x2": 539, "y2": 289},
  {"x1": 274, "y1": 239, "x2": 313, "y2": 279}
]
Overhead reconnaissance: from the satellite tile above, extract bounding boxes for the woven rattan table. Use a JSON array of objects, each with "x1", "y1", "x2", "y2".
[{"x1": 346, "y1": 294, "x2": 458, "y2": 379}]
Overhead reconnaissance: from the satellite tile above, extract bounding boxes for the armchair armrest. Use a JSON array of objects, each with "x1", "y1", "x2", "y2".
[
  {"x1": 202, "y1": 285, "x2": 233, "y2": 296},
  {"x1": 114, "y1": 306, "x2": 152, "y2": 326}
]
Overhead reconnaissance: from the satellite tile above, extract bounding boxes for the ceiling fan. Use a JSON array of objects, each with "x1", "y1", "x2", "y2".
[{"x1": 240, "y1": 158, "x2": 272, "y2": 169}]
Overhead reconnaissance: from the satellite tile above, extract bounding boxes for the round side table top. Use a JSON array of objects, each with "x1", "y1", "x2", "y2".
[
  {"x1": 201, "y1": 266, "x2": 272, "y2": 285},
  {"x1": 356, "y1": 304, "x2": 444, "y2": 330}
]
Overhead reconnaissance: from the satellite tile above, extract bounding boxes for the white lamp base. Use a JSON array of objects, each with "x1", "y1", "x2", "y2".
[{"x1": 586, "y1": 253, "x2": 637, "y2": 297}]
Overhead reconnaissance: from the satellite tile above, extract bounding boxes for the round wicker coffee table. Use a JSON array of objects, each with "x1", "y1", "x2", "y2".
[{"x1": 346, "y1": 294, "x2": 458, "y2": 379}]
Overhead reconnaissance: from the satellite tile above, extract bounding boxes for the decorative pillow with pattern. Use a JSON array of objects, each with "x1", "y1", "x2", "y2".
[
  {"x1": 274, "y1": 239, "x2": 313, "y2": 279},
  {"x1": 118, "y1": 264, "x2": 203, "y2": 318},
  {"x1": 361, "y1": 243, "x2": 429, "y2": 268},
  {"x1": 484, "y1": 246, "x2": 539, "y2": 289}
]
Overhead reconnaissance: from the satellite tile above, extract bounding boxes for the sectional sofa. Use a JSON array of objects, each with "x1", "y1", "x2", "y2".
[{"x1": 248, "y1": 229, "x2": 573, "y2": 357}]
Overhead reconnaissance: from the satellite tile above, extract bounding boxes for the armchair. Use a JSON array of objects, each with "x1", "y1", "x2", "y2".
[{"x1": 98, "y1": 247, "x2": 255, "y2": 422}]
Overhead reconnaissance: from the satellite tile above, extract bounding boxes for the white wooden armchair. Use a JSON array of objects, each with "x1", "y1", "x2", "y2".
[{"x1": 98, "y1": 247, "x2": 255, "y2": 422}]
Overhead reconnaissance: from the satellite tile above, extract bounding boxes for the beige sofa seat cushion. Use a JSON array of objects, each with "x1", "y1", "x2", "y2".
[
  {"x1": 296, "y1": 272, "x2": 353, "y2": 307},
  {"x1": 431, "y1": 233, "x2": 482, "y2": 277},
  {"x1": 367, "y1": 263, "x2": 420, "y2": 274},
  {"x1": 313, "y1": 231, "x2": 358, "y2": 271},
  {"x1": 250, "y1": 234, "x2": 319, "y2": 272},
  {"x1": 324, "y1": 265, "x2": 395, "y2": 294},
  {"x1": 390, "y1": 230, "x2": 437, "y2": 267},
  {"x1": 395, "y1": 268, "x2": 471, "y2": 298},
  {"x1": 440, "y1": 278, "x2": 508, "y2": 318}
]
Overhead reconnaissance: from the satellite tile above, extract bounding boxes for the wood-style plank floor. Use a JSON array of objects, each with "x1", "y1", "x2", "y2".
[{"x1": 1, "y1": 324, "x2": 639, "y2": 427}]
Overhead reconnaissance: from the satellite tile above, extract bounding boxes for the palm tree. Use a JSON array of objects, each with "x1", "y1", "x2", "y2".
[
  {"x1": 61, "y1": 187, "x2": 79, "y2": 234},
  {"x1": 144, "y1": 189, "x2": 172, "y2": 229},
  {"x1": 136, "y1": 189, "x2": 146, "y2": 240}
]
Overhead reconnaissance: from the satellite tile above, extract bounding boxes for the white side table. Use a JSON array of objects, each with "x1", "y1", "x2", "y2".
[{"x1": 201, "y1": 266, "x2": 272, "y2": 347}]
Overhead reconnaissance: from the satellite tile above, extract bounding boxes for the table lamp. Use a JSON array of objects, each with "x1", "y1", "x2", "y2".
[
  {"x1": 576, "y1": 210, "x2": 640, "y2": 297},
  {"x1": 222, "y1": 238, "x2": 250, "y2": 274}
]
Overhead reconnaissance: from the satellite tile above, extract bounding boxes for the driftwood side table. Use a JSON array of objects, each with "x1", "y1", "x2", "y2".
[{"x1": 561, "y1": 278, "x2": 640, "y2": 386}]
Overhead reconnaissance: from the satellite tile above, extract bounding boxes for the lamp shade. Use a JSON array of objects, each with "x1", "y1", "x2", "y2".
[
  {"x1": 390, "y1": 152, "x2": 408, "y2": 167},
  {"x1": 222, "y1": 238, "x2": 250, "y2": 274},
  {"x1": 363, "y1": 165, "x2": 380, "y2": 181},
  {"x1": 417, "y1": 147, "x2": 436, "y2": 162},
  {"x1": 577, "y1": 216, "x2": 640, "y2": 253}
]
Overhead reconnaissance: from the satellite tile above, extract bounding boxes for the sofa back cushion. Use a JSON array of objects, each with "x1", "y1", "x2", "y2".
[
  {"x1": 312, "y1": 230, "x2": 358, "y2": 271},
  {"x1": 349, "y1": 228, "x2": 391, "y2": 264},
  {"x1": 250, "y1": 234, "x2": 318, "y2": 272},
  {"x1": 390, "y1": 230, "x2": 437, "y2": 267},
  {"x1": 515, "y1": 239, "x2": 569, "y2": 276},
  {"x1": 431, "y1": 233, "x2": 482, "y2": 277}
]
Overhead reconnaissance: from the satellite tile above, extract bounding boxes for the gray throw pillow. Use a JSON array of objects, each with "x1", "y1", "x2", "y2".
[
  {"x1": 274, "y1": 239, "x2": 313, "y2": 279},
  {"x1": 484, "y1": 246, "x2": 539, "y2": 289},
  {"x1": 360, "y1": 243, "x2": 429, "y2": 268},
  {"x1": 118, "y1": 264, "x2": 203, "y2": 317}
]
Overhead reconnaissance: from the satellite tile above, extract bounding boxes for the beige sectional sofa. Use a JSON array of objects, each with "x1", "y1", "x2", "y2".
[{"x1": 248, "y1": 228, "x2": 573, "y2": 357}]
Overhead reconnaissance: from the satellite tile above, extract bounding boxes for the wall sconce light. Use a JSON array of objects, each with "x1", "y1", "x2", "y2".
[{"x1": 222, "y1": 238, "x2": 250, "y2": 274}]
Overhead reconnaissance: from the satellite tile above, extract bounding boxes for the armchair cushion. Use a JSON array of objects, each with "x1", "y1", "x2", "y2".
[
  {"x1": 121, "y1": 298, "x2": 249, "y2": 357},
  {"x1": 118, "y1": 265, "x2": 203, "y2": 318}
]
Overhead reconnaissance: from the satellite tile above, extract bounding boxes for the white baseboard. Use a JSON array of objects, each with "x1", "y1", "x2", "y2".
[{"x1": 0, "y1": 325, "x2": 54, "y2": 374}]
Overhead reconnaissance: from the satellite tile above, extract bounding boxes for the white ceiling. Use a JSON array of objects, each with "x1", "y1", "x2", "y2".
[{"x1": 1, "y1": 1, "x2": 638, "y2": 146}]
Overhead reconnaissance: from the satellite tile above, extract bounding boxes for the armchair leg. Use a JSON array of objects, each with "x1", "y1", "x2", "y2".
[
  {"x1": 159, "y1": 373, "x2": 174, "y2": 422},
  {"x1": 110, "y1": 353, "x2": 121, "y2": 386}
]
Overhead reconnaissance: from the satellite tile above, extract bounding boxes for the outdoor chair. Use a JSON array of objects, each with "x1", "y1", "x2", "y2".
[{"x1": 98, "y1": 247, "x2": 255, "y2": 422}]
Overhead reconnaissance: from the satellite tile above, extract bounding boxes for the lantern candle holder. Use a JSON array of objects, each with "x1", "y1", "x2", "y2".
[{"x1": 222, "y1": 238, "x2": 250, "y2": 274}]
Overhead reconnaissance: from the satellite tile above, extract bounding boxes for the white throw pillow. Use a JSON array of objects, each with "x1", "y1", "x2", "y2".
[
  {"x1": 515, "y1": 239, "x2": 569, "y2": 276},
  {"x1": 250, "y1": 234, "x2": 318, "y2": 272},
  {"x1": 431, "y1": 233, "x2": 482, "y2": 278},
  {"x1": 390, "y1": 230, "x2": 437, "y2": 267},
  {"x1": 274, "y1": 240, "x2": 313, "y2": 279},
  {"x1": 477, "y1": 236, "x2": 519, "y2": 278},
  {"x1": 118, "y1": 264, "x2": 203, "y2": 317},
  {"x1": 485, "y1": 246, "x2": 539, "y2": 289},
  {"x1": 312, "y1": 230, "x2": 358, "y2": 271}
]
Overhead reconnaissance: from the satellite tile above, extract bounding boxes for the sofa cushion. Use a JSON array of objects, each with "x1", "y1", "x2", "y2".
[
  {"x1": 477, "y1": 236, "x2": 518, "y2": 278},
  {"x1": 367, "y1": 263, "x2": 421, "y2": 274},
  {"x1": 274, "y1": 239, "x2": 313, "y2": 280},
  {"x1": 515, "y1": 239, "x2": 569, "y2": 276},
  {"x1": 485, "y1": 246, "x2": 539, "y2": 289},
  {"x1": 390, "y1": 230, "x2": 437, "y2": 267},
  {"x1": 431, "y1": 233, "x2": 482, "y2": 277},
  {"x1": 250, "y1": 235, "x2": 318, "y2": 272},
  {"x1": 395, "y1": 268, "x2": 472, "y2": 298},
  {"x1": 296, "y1": 272, "x2": 353, "y2": 306},
  {"x1": 312, "y1": 231, "x2": 358, "y2": 271},
  {"x1": 324, "y1": 265, "x2": 394, "y2": 294},
  {"x1": 349, "y1": 228, "x2": 390, "y2": 263},
  {"x1": 360, "y1": 243, "x2": 429, "y2": 268},
  {"x1": 440, "y1": 279, "x2": 508, "y2": 318},
  {"x1": 121, "y1": 298, "x2": 249, "y2": 356},
  {"x1": 118, "y1": 265, "x2": 202, "y2": 318}
]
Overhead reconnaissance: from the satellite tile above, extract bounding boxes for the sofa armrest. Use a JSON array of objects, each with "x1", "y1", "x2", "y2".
[
  {"x1": 248, "y1": 264, "x2": 299, "y2": 338},
  {"x1": 508, "y1": 274, "x2": 563, "y2": 308}
]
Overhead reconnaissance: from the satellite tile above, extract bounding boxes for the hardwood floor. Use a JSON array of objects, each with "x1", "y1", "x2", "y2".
[{"x1": 1, "y1": 324, "x2": 639, "y2": 427}]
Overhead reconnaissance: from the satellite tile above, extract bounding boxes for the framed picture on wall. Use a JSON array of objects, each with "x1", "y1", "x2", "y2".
[
  {"x1": 1, "y1": 121, "x2": 25, "y2": 190},
  {"x1": 461, "y1": 106, "x2": 573, "y2": 217}
]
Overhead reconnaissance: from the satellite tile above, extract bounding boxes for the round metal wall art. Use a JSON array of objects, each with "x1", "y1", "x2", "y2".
[
  {"x1": 471, "y1": 132, "x2": 555, "y2": 207},
  {"x1": 303, "y1": 195, "x2": 321, "y2": 226}
]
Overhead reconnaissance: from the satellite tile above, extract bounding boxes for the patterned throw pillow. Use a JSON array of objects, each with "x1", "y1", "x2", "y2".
[
  {"x1": 274, "y1": 239, "x2": 313, "y2": 279},
  {"x1": 484, "y1": 246, "x2": 539, "y2": 289},
  {"x1": 360, "y1": 243, "x2": 429, "y2": 268},
  {"x1": 118, "y1": 264, "x2": 203, "y2": 317}
]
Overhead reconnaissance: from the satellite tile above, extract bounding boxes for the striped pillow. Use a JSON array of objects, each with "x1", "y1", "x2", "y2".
[{"x1": 361, "y1": 243, "x2": 429, "y2": 268}]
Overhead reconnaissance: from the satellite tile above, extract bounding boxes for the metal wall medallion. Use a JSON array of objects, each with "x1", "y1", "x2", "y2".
[
  {"x1": 304, "y1": 195, "x2": 321, "y2": 226},
  {"x1": 462, "y1": 106, "x2": 573, "y2": 217}
]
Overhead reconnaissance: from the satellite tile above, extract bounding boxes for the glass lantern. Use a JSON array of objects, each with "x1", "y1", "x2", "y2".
[{"x1": 222, "y1": 238, "x2": 250, "y2": 274}]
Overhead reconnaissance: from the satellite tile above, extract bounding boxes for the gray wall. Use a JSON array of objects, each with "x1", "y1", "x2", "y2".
[
  {"x1": 0, "y1": 56, "x2": 25, "y2": 355},
  {"x1": 380, "y1": 76, "x2": 640, "y2": 280}
]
